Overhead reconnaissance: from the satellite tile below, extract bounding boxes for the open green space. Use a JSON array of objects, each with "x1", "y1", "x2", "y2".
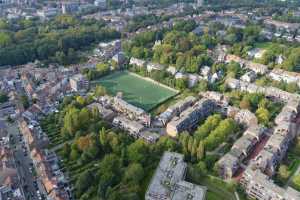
[
  {"x1": 92, "y1": 71, "x2": 178, "y2": 111},
  {"x1": 253, "y1": 42, "x2": 275, "y2": 49},
  {"x1": 187, "y1": 170, "x2": 237, "y2": 200}
]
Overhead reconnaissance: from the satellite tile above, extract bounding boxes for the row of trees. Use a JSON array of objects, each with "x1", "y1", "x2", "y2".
[{"x1": 179, "y1": 114, "x2": 239, "y2": 160}]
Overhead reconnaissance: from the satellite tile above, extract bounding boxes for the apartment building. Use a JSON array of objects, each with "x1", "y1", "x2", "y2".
[
  {"x1": 112, "y1": 116, "x2": 145, "y2": 137},
  {"x1": 166, "y1": 98, "x2": 216, "y2": 137},
  {"x1": 216, "y1": 153, "x2": 239, "y2": 179},
  {"x1": 241, "y1": 168, "x2": 300, "y2": 200},
  {"x1": 158, "y1": 96, "x2": 197, "y2": 125},
  {"x1": 216, "y1": 125, "x2": 264, "y2": 179},
  {"x1": 113, "y1": 97, "x2": 146, "y2": 119},
  {"x1": 252, "y1": 121, "x2": 296, "y2": 176},
  {"x1": 145, "y1": 152, "x2": 207, "y2": 200}
]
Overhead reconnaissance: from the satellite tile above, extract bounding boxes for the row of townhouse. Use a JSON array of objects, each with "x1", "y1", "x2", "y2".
[
  {"x1": 250, "y1": 113, "x2": 297, "y2": 176},
  {"x1": 30, "y1": 148, "x2": 70, "y2": 200},
  {"x1": 226, "y1": 78, "x2": 300, "y2": 103},
  {"x1": 264, "y1": 18, "x2": 300, "y2": 32},
  {"x1": 166, "y1": 98, "x2": 217, "y2": 137},
  {"x1": 261, "y1": 28, "x2": 300, "y2": 43},
  {"x1": 145, "y1": 151, "x2": 207, "y2": 200},
  {"x1": 19, "y1": 119, "x2": 49, "y2": 150},
  {"x1": 0, "y1": 101, "x2": 15, "y2": 118},
  {"x1": 69, "y1": 74, "x2": 89, "y2": 93},
  {"x1": 262, "y1": 18, "x2": 300, "y2": 43},
  {"x1": 19, "y1": 118, "x2": 71, "y2": 200},
  {"x1": 226, "y1": 78, "x2": 300, "y2": 200},
  {"x1": 217, "y1": 125, "x2": 265, "y2": 179},
  {"x1": 18, "y1": 66, "x2": 79, "y2": 117}
]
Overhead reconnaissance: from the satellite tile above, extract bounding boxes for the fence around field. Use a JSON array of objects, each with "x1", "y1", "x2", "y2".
[
  {"x1": 127, "y1": 71, "x2": 180, "y2": 93},
  {"x1": 91, "y1": 70, "x2": 179, "y2": 111}
]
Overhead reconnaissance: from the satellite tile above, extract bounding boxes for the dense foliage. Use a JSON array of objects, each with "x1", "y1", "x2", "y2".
[
  {"x1": 0, "y1": 91, "x2": 8, "y2": 103},
  {"x1": 0, "y1": 16, "x2": 120, "y2": 66}
]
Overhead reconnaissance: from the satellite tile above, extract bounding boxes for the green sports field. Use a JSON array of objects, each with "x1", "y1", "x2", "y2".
[{"x1": 93, "y1": 71, "x2": 179, "y2": 111}]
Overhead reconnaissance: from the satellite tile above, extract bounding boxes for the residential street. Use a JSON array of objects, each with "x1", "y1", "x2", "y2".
[{"x1": 7, "y1": 122, "x2": 43, "y2": 200}]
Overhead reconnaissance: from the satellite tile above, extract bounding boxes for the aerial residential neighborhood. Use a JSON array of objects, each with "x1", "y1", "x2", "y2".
[{"x1": 2, "y1": 0, "x2": 300, "y2": 200}]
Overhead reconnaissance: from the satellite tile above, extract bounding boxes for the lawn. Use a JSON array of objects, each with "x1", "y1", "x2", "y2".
[{"x1": 92, "y1": 71, "x2": 179, "y2": 111}]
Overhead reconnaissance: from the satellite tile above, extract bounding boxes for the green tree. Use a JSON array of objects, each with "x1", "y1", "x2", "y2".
[
  {"x1": 75, "y1": 170, "x2": 94, "y2": 197},
  {"x1": 127, "y1": 139, "x2": 149, "y2": 165},
  {"x1": 187, "y1": 136, "x2": 194, "y2": 153},
  {"x1": 196, "y1": 141, "x2": 205, "y2": 160},
  {"x1": 0, "y1": 91, "x2": 8, "y2": 103},
  {"x1": 20, "y1": 95, "x2": 29, "y2": 109},
  {"x1": 256, "y1": 107, "x2": 270, "y2": 126},
  {"x1": 0, "y1": 32, "x2": 12, "y2": 47},
  {"x1": 175, "y1": 78, "x2": 188, "y2": 90},
  {"x1": 278, "y1": 165, "x2": 290, "y2": 182},
  {"x1": 94, "y1": 85, "x2": 107, "y2": 97},
  {"x1": 195, "y1": 114, "x2": 222, "y2": 140},
  {"x1": 123, "y1": 163, "x2": 144, "y2": 183}
]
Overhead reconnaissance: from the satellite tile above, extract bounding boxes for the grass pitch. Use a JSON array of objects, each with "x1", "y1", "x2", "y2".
[{"x1": 93, "y1": 71, "x2": 178, "y2": 111}]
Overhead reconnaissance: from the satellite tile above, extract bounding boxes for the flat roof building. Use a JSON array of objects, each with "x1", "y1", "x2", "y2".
[
  {"x1": 166, "y1": 98, "x2": 216, "y2": 137},
  {"x1": 241, "y1": 168, "x2": 300, "y2": 200},
  {"x1": 112, "y1": 116, "x2": 144, "y2": 137},
  {"x1": 87, "y1": 103, "x2": 116, "y2": 121},
  {"x1": 145, "y1": 152, "x2": 207, "y2": 200}
]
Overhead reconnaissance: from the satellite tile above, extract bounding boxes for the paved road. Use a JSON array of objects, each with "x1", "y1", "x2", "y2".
[{"x1": 7, "y1": 122, "x2": 42, "y2": 200}]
